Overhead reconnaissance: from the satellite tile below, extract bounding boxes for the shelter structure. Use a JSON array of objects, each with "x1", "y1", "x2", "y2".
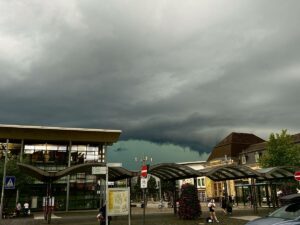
[
  {"x1": 147, "y1": 162, "x2": 299, "y2": 214},
  {"x1": 145, "y1": 132, "x2": 300, "y2": 213}
]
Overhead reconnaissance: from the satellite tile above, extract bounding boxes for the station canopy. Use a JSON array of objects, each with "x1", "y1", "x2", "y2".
[
  {"x1": 256, "y1": 166, "x2": 300, "y2": 180},
  {"x1": 148, "y1": 163, "x2": 300, "y2": 182},
  {"x1": 17, "y1": 162, "x2": 136, "y2": 182},
  {"x1": 17, "y1": 162, "x2": 300, "y2": 183},
  {"x1": 148, "y1": 163, "x2": 203, "y2": 181},
  {"x1": 199, "y1": 164, "x2": 263, "y2": 181}
]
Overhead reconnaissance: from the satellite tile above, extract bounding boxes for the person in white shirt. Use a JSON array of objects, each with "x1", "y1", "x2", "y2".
[
  {"x1": 208, "y1": 199, "x2": 219, "y2": 223},
  {"x1": 23, "y1": 202, "x2": 30, "y2": 216}
]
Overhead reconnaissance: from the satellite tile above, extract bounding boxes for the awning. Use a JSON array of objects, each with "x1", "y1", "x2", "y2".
[
  {"x1": 17, "y1": 163, "x2": 136, "y2": 182},
  {"x1": 148, "y1": 163, "x2": 203, "y2": 181},
  {"x1": 0, "y1": 124, "x2": 121, "y2": 145},
  {"x1": 257, "y1": 166, "x2": 300, "y2": 180},
  {"x1": 199, "y1": 164, "x2": 263, "y2": 181}
]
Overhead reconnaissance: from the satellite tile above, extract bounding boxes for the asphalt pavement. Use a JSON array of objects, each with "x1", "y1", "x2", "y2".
[{"x1": 0, "y1": 205, "x2": 274, "y2": 225}]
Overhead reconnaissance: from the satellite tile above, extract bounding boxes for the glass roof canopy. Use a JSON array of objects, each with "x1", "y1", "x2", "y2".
[
  {"x1": 18, "y1": 162, "x2": 299, "y2": 182},
  {"x1": 148, "y1": 164, "x2": 300, "y2": 181}
]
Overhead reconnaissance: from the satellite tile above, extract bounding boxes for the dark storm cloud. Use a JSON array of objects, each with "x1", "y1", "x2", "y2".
[{"x1": 1, "y1": 1, "x2": 300, "y2": 153}]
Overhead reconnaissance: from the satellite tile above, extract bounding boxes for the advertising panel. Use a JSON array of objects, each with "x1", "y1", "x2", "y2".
[{"x1": 108, "y1": 188, "x2": 130, "y2": 216}]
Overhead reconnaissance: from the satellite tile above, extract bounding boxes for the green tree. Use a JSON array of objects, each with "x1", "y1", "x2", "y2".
[
  {"x1": 161, "y1": 180, "x2": 175, "y2": 203},
  {"x1": 0, "y1": 155, "x2": 35, "y2": 208},
  {"x1": 147, "y1": 176, "x2": 158, "y2": 199},
  {"x1": 132, "y1": 177, "x2": 142, "y2": 201},
  {"x1": 259, "y1": 129, "x2": 300, "y2": 167}
]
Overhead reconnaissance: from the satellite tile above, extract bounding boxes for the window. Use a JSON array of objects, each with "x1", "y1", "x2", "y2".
[
  {"x1": 241, "y1": 154, "x2": 247, "y2": 164},
  {"x1": 213, "y1": 182, "x2": 223, "y2": 197},
  {"x1": 197, "y1": 177, "x2": 205, "y2": 188},
  {"x1": 255, "y1": 152, "x2": 261, "y2": 163}
]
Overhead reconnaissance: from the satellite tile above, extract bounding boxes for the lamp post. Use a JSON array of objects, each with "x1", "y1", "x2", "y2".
[{"x1": 0, "y1": 139, "x2": 9, "y2": 220}]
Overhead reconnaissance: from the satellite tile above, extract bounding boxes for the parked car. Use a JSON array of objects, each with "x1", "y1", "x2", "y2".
[
  {"x1": 280, "y1": 194, "x2": 300, "y2": 205},
  {"x1": 245, "y1": 202, "x2": 300, "y2": 225}
]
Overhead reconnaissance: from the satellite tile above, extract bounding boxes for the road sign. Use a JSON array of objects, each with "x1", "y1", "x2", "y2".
[
  {"x1": 107, "y1": 163, "x2": 122, "y2": 167},
  {"x1": 141, "y1": 165, "x2": 147, "y2": 178},
  {"x1": 140, "y1": 177, "x2": 147, "y2": 189},
  {"x1": 5, "y1": 176, "x2": 15, "y2": 189},
  {"x1": 92, "y1": 166, "x2": 106, "y2": 175},
  {"x1": 294, "y1": 171, "x2": 300, "y2": 181}
]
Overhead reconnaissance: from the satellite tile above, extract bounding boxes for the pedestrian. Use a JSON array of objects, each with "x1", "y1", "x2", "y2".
[
  {"x1": 221, "y1": 196, "x2": 227, "y2": 215},
  {"x1": 97, "y1": 204, "x2": 111, "y2": 225},
  {"x1": 23, "y1": 201, "x2": 30, "y2": 216},
  {"x1": 16, "y1": 202, "x2": 21, "y2": 217},
  {"x1": 208, "y1": 199, "x2": 219, "y2": 223},
  {"x1": 226, "y1": 196, "x2": 233, "y2": 215}
]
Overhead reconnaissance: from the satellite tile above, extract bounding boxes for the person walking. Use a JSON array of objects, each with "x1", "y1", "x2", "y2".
[
  {"x1": 16, "y1": 202, "x2": 22, "y2": 217},
  {"x1": 221, "y1": 196, "x2": 227, "y2": 215},
  {"x1": 23, "y1": 201, "x2": 30, "y2": 216},
  {"x1": 208, "y1": 199, "x2": 219, "y2": 223},
  {"x1": 226, "y1": 196, "x2": 233, "y2": 215},
  {"x1": 97, "y1": 204, "x2": 111, "y2": 225}
]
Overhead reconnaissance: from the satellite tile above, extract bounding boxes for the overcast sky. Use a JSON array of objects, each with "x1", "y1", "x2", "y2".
[{"x1": 1, "y1": 1, "x2": 300, "y2": 168}]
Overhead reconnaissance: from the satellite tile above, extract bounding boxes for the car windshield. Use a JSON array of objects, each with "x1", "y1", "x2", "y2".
[{"x1": 269, "y1": 203, "x2": 300, "y2": 220}]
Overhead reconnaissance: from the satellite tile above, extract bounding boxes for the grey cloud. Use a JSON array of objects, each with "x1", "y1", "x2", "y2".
[{"x1": 0, "y1": 1, "x2": 300, "y2": 154}]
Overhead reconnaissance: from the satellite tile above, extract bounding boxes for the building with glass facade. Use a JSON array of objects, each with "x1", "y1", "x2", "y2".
[{"x1": 0, "y1": 124, "x2": 121, "y2": 211}]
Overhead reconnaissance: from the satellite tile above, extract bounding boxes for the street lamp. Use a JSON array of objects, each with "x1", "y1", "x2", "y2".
[
  {"x1": 0, "y1": 139, "x2": 9, "y2": 220},
  {"x1": 134, "y1": 156, "x2": 153, "y2": 166}
]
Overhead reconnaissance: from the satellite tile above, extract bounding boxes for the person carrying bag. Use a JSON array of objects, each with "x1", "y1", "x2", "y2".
[{"x1": 97, "y1": 204, "x2": 111, "y2": 225}]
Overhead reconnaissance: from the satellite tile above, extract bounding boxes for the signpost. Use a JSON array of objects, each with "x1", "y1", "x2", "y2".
[
  {"x1": 135, "y1": 156, "x2": 152, "y2": 225},
  {"x1": 294, "y1": 171, "x2": 300, "y2": 181},
  {"x1": 4, "y1": 176, "x2": 15, "y2": 189},
  {"x1": 140, "y1": 165, "x2": 148, "y2": 225}
]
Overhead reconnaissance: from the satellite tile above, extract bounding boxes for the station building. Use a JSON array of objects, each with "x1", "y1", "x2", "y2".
[
  {"x1": 178, "y1": 132, "x2": 300, "y2": 206},
  {"x1": 0, "y1": 124, "x2": 122, "y2": 211}
]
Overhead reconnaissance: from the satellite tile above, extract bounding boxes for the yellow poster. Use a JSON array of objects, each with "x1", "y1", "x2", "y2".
[{"x1": 108, "y1": 188, "x2": 129, "y2": 216}]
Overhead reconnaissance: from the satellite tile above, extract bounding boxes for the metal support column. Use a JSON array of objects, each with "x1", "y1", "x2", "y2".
[
  {"x1": 173, "y1": 180, "x2": 177, "y2": 215},
  {"x1": 265, "y1": 183, "x2": 270, "y2": 208},
  {"x1": 234, "y1": 186, "x2": 238, "y2": 206},
  {"x1": 242, "y1": 186, "x2": 246, "y2": 206},
  {"x1": 251, "y1": 178, "x2": 258, "y2": 213},
  {"x1": 66, "y1": 141, "x2": 72, "y2": 212},
  {"x1": 257, "y1": 185, "x2": 262, "y2": 207},
  {"x1": 20, "y1": 139, "x2": 24, "y2": 163},
  {"x1": 127, "y1": 178, "x2": 132, "y2": 221}
]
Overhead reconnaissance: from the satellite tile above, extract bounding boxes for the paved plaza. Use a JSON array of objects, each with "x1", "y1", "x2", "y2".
[{"x1": 1, "y1": 205, "x2": 273, "y2": 225}]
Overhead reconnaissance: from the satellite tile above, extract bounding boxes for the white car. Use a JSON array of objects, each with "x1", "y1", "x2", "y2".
[{"x1": 245, "y1": 203, "x2": 300, "y2": 225}]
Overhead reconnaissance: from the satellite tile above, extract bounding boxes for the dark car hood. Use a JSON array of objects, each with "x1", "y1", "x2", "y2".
[{"x1": 246, "y1": 217, "x2": 298, "y2": 225}]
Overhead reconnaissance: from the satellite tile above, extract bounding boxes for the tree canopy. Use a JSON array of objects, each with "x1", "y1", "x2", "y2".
[
  {"x1": 259, "y1": 129, "x2": 300, "y2": 168},
  {"x1": 0, "y1": 155, "x2": 35, "y2": 189}
]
